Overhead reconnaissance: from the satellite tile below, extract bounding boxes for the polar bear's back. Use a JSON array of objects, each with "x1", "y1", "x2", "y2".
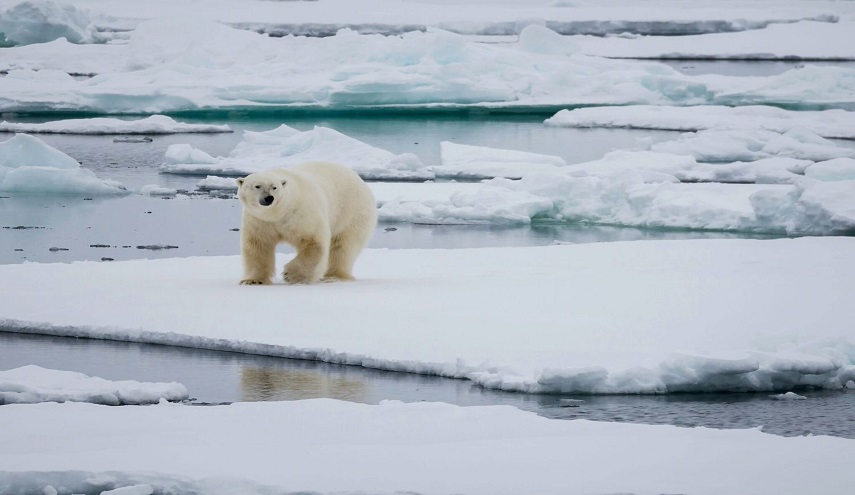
[{"x1": 289, "y1": 161, "x2": 377, "y2": 235}]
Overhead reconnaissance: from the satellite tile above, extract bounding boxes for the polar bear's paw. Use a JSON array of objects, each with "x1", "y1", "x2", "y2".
[{"x1": 240, "y1": 279, "x2": 269, "y2": 285}]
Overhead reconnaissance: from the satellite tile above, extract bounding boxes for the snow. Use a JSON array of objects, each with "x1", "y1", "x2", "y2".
[
  {"x1": 545, "y1": 105, "x2": 855, "y2": 140},
  {"x1": 0, "y1": 398, "x2": 853, "y2": 495},
  {"x1": 0, "y1": 133, "x2": 126, "y2": 195},
  {"x1": 0, "y1": 115, "x2": 232, "y2": 134},
  {"x1": 162, "y1": 125, "x2": 431, "y2": 181},
  {"x1": 1, "y1": 238, "x2": 854, "y2": 395},
  {"x1": 0, "y1": 365, "x2": 188, "y2": 405}
]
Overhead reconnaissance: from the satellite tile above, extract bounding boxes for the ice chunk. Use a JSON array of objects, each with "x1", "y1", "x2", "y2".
[
  {"x1": 770, "y1": 392, "x2": 807, "y2": 400},
  {"x1": 0, "y1": 0, "x2": 100, "y2": 45},
  {"x1": 0, "y1": 133, "x2": 79, "y2": 169},
  {"x1": 0, "y1": 134, "x2": 126, "y2": 195},
  {"x1": 139, "y1": 184, "x2": 177, "y2": 196},
  {"x1": 518, "y1": 24, "x2": 579, "y2": 56},
  {"x1": 0, "y1": 365, "x2": 188, "y2": 405},
  {"x1": 163, "y1": 125, "x2": 432, "y2": 181}
]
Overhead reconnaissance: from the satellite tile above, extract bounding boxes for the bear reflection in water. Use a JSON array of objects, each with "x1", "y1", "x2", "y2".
[{"x1": 240, "y1": 367, "x2": 368, "y2": 402}]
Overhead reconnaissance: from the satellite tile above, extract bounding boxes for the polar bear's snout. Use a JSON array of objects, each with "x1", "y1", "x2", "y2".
[{"x1": 260, "y1": 195, "x2": 275, "y2": 206}]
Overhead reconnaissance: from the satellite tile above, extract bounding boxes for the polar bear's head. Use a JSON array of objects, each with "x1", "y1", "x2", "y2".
[{"x1": 237, "y1": 171, "x2": 289, "y2": 215}]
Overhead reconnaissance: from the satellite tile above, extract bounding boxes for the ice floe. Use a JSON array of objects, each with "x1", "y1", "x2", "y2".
[
  {"x1": 0, "y1": 133, "x2": 126, "y2": 195},
  {"x1": 0, "y1": 365, "x2": 188, "y2": 405},
  {"x1": 0, "y1": 399, "x2": 852, "y2": 495},
  {"x1": 545, "y1": 105, "x2": 855, "y2": 140},
  {"x1": 1, "y1": 238, "x2": 853, "y2": 395},
  {"x1": 649, "y1": 129, "x2": 855, "y2": 163},
  {"x1": 0, "y1": 115, "x2": 232, "y2": 134},
  {"x1": 162, "y1": 125, "x2": 430, "y2": 181}
]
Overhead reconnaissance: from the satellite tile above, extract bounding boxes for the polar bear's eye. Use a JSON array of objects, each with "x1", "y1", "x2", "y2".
[
  {"x1": 272, "y1": 186, "x2": 277, "y2": 190},
  {"x1": 254, "y1": 185, "x2": 261, "y2": 189}
]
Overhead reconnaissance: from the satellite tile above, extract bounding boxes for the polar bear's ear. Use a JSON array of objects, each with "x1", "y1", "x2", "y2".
[{"x1": 236, "y1": 178, "x2": 245, "y2": 187}]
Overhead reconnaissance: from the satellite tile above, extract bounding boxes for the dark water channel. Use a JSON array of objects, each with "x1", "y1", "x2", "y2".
[{"x1": 1, "y1": 332, "x2": 852, "y2": 438}]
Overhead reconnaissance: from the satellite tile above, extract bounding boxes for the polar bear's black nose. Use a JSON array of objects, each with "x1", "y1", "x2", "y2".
[{"x1": 260, "y1": 195, "x2": 274, "y2": 206}]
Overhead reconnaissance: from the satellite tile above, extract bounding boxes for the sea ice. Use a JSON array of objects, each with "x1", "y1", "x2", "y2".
[
  {"x1": 649, "y1": 129, "x2": 855, "y2": 163},
  {"x1": 0, "y1": 133, "x2": 126, "y2": 195},
  {"x1": 545, "y1": 105, "x2": 855, "y2": 140},
  {"x1": 162, "y1": 125, "x2": 431, "y2": 181},
  {"x1": 2, "y1": 20, "x2": 855, "y2": 113},
  {"x1": 1, "y1": 238, "x2": 853, "y2": 395},
  {"x1": 0, "y1": 399, "x2": 852, "y2": 495},
  {"x1": 0, "y1": 365, "x2": 188, "y2": 405},
  {"x1": 572, "y1": 20, "x2": 855, "y2": 60},
  {"x1": 0, "y1": 115, "x2": 233, "y2": 134}
]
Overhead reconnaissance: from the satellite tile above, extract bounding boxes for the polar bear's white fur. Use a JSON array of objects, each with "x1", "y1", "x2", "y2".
[{"x1": 236, "y1": 161, "x2": 377, "y2": 285}]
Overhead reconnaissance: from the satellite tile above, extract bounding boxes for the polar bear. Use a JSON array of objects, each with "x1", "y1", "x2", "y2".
[{"x1": 236, "y1": 161, "x2": 377, "y2": 285}]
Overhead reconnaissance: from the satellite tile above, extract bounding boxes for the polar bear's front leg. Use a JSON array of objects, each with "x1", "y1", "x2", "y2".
[
  {"x1": 240, "y1": 224, "x2": 277, "y2": 285},
  {"x1": 283, "y1": 237, "x2": 329, "y2": 284}
]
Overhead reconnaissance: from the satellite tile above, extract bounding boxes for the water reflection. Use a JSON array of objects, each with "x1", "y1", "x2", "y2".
[{"x1": 240, "y1": 366, "x2": 368, "y2": 402}]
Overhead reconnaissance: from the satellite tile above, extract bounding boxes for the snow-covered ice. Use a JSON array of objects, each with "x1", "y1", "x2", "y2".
[
  {"x1": 0, "y1": 115, "x2": 232, "y2": 134},
  {"x1": 573, "y1": 20, "x2": 855, "y2": 60},
  {"x1": 162, "y1": 125, "x2": 431, "y2": 181},
  {"x1": 805, "y1": 158, "x2": 855, "y2": 181},
  {"x1": 545, "y1": 105, "x2": 855, "y2": 140},
  {"x1": 1, "y1": 238, "x2": 853, "y2": 395},
  {"x1": 0, "y1": 365, "x2": 188, "y2": 405},
  {"x1": 0, "y1": 133, "x2": 126, "y2": 194},
  {"x1": 649, "y1": 129, "x2": 855, "y2": 163},
  {"x1": 3, "y1": 18, "x2": 855, "y2": 114},
  {"x1": 0, "y1": 398, "x2": 853, "y2": 495}
]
